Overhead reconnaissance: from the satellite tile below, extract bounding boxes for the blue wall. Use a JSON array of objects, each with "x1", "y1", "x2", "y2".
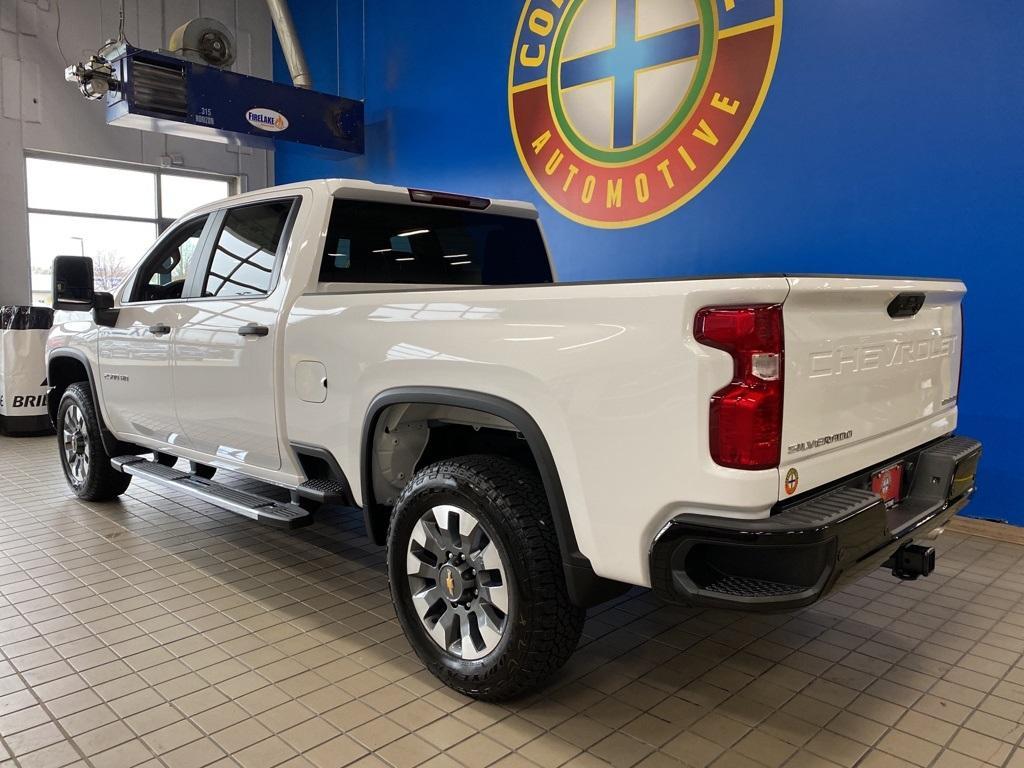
[{"x1": 275, "y1": 1, "x2": 1023, "y2": 523}]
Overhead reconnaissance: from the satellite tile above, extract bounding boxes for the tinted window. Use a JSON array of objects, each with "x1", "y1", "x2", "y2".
[
  {"x1": 129, "y1": 216, "x2": 207, "y2": 302},
  {"x1": 318, "y1": 200, "x2": 552, "y2": 285},
  {"x1": 202, "y1": 201, "x2": 293, "y2": 298}
]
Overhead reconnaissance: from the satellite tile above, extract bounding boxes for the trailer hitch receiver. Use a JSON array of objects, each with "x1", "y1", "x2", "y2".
[{"x1": 886, "y1": 543, "x2": 935, "y2": 581}]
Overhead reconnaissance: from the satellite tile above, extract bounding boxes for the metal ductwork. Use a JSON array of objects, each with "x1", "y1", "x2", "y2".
[{"x1": 265, "y1": 0, "x2": 312, "y2": 89}]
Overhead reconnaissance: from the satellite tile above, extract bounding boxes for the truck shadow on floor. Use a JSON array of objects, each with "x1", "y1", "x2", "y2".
[
  {"x1": 8, "y1": 437, "x2": 1018, "y2": 768},
  {"x1": 13, "y1": 453, "x2": 1014, "y2": 767},
  {"x1": 126, "y1": 466, "x2": 1015, "y2": 691}
]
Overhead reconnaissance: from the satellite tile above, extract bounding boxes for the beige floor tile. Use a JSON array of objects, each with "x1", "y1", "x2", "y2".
[
  {"x1": 193, "y1": 701, "x2": 250, "y2": 734},
  {"x1": 588, "y1": 732, "x2": 654, "y2": 767},
  {"x1": 552, "y1": 714, "x2": 614, "y2": 750},
  {"x1": 443, "y1": 732, "x2": 511, "y2": 768},
  {"x1": 946, "y1": 727, "x2": 1012, "y2": 764},
  {"x1": 15, "y1": 740, "x2": 81, "y2": 768},
  {"x1": 89, "y1": 739, "x2": 158, "y2": 768},
  {"x1": 305, "y1": 734, "x2": 370, "y2": 768},
  {"x1": 2, "y1": 438, "x2": 1024, "y2": 768},
  {"x1": 350, "y1": 715, "x2": 409, "y2": 750},
  {"x1": 519, "y1": 732, "x2": 583, "y2": 768},
  {"x1": 4, "y1": 722, "x2": 65, "y2": 756},
  {"x1": 804, "y1": 730, "x2": 868, "y2": 768},
  {"x1": 876, "y1": 729, "x2": 942, "y2": 767},
  {"x1": 74, "y1": 720, "x2": 137, "y2": 756},
  {"x1": 280, "y1": 716, "x2": 340, "y2": 752},
  {"x1": 732, "y1": 729, "x2": 796, "y2": 767},
  {"x1": 664, "y1": 730, "x2": 729, "y2": 768},
  {"x1": 160, "y1": 736, "x2": 226, "y2": 768},
  {"x1": 234, "y1": 735, "x2": 298, "y2": 768},
  {"x1": 856, "y1": 750, "x2": 919, "y2": 768}
]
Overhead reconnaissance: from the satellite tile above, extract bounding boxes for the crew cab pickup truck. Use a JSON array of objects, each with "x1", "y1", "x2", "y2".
[{"x1": 46, "y1": 179, "x2": 981, "y2": 700}]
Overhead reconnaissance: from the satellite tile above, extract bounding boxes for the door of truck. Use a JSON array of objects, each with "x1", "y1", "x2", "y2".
[
  {"x1": 97, "y1": 214, "x2": 214, "y2": 446},
  {"x1": 171, "y1": 198, "x2": 299, "y2": 471}
]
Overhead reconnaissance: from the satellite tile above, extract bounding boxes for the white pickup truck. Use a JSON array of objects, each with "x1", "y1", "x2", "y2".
[{"x1": 46, "y1": 179, "x2": 981, "y2": 700}]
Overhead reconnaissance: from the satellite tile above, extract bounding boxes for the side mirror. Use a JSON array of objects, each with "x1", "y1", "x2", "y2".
[
  {"x1": 92, "y1": 290, "x2": 118, "y2": 327},
  {"x1": 52, "y1": 256, "x2": 95, "y2": 311}
]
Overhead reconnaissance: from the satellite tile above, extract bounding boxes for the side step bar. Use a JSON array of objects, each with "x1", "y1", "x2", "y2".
[{"x1": 112, "y1": 456, "x2": 312, "y2": 529}]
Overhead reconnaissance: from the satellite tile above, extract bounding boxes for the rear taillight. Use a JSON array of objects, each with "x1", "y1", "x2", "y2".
[{"x1": 695, "y1": 304, "x2": 784, "y2": 470}]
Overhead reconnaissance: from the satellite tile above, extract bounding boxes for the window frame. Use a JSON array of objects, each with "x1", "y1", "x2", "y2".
[
  {"x1": 186, "y1": 196, "x2": 302, "y2": 302},
  {"x1": 120, "y1": 214, "x2": 217, "y2": 305}
]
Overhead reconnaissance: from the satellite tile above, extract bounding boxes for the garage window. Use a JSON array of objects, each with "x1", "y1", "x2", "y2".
[{"x1": 25, "y1": 155, "x2": 234, "y2": 305}]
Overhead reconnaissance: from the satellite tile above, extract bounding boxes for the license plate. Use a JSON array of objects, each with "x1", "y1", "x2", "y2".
[{"x1": 871, "y1": 463, "x2": 904, "y2": 507}]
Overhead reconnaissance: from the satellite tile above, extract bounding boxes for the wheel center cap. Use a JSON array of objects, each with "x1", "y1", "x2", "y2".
[
  {"x1": 438, "y1": 564, "x2": 469, "y2": 602},
  {"x1": 72, "y1": 433, "x2": 86, "y2": 455}
]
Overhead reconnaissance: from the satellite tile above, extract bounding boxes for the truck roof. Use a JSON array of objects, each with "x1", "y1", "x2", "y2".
[{"x1": 183, "y1": 178, "x2": 539, "y2": 221}]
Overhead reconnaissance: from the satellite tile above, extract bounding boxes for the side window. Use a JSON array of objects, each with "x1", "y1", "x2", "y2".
[
  {"x1": 128, "y1": 216, "x2": 208, "y2": 303},
  {"x1": 201, "y1": 200, "x2": 293, "y2": 298}
]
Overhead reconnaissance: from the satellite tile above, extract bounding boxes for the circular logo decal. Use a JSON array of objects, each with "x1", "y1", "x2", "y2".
[
  {"x1": 784, "y1": 467, "x2": 799, "y2": 495},
  {"x1": 246, "y1": 107, "x2": 289, "y2": 132},
  {"x1": 508, "y1": 0, "x2": 782, "y2": 228}
]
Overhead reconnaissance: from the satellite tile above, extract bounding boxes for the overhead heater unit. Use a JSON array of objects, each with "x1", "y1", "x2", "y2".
[{"x1": 65, "y1": 13, "x2": 363, "y2": 155}]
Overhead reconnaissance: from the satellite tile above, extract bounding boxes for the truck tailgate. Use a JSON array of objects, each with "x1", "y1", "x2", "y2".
[{"x1": 779, "y1": 276, "x2": 964, "y2": 499}]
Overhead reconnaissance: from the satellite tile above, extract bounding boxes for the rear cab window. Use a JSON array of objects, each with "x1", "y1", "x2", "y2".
[{"x1": 317, "y1": 199, "x2": 553, "y2": 287}]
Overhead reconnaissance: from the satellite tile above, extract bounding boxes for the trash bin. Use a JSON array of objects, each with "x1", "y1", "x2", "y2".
[{"x1": 0, "y1": 305, "x2": 55, "y2": 436}]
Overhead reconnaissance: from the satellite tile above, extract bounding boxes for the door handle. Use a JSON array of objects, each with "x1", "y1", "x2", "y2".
[
  {"x1": 148, "y1": 323, "x2": 171, "y2": 336},
  {"x1": 237, "y1": 323, "x2": 269, "y2": 337}
]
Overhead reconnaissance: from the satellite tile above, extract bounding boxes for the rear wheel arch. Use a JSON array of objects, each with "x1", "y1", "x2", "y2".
[{"x1": 361, "y1": 387, "x2": 627, "y2": 607}]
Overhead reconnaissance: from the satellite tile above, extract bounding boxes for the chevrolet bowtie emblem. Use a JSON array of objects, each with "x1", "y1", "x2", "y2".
[{"x1": 445, "y1": 569, "x2": 455, "y2": 597}]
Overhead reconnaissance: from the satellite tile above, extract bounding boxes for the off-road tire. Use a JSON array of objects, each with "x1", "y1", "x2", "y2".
[
  {"x1": 57, "y1": 382, "x2": 132, "y2": 501},
  {"x1": 387, "y1": 455, "x2": 585, "y2": 700}
]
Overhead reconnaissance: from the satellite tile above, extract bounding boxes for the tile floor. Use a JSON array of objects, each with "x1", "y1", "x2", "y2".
[{"x1": 2, "y1": 434, "x2": 1024, "y2": 768}]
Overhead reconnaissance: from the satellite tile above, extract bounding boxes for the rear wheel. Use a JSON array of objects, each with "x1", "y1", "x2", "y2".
[
  {"x1": 387, "y1": 455, "x2": 584, "y2": 700},
  {"x1": 57, "y1": 382, "x2": 131, "y2": 501}
]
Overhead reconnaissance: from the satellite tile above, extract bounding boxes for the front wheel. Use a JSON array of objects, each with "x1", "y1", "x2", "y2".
[
  {"x1": 387, "y1": 455, "x2": 585, "y2": 700},
  {"x1": 57, "y1": 382, "x2": 131, "y2": 501}
]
